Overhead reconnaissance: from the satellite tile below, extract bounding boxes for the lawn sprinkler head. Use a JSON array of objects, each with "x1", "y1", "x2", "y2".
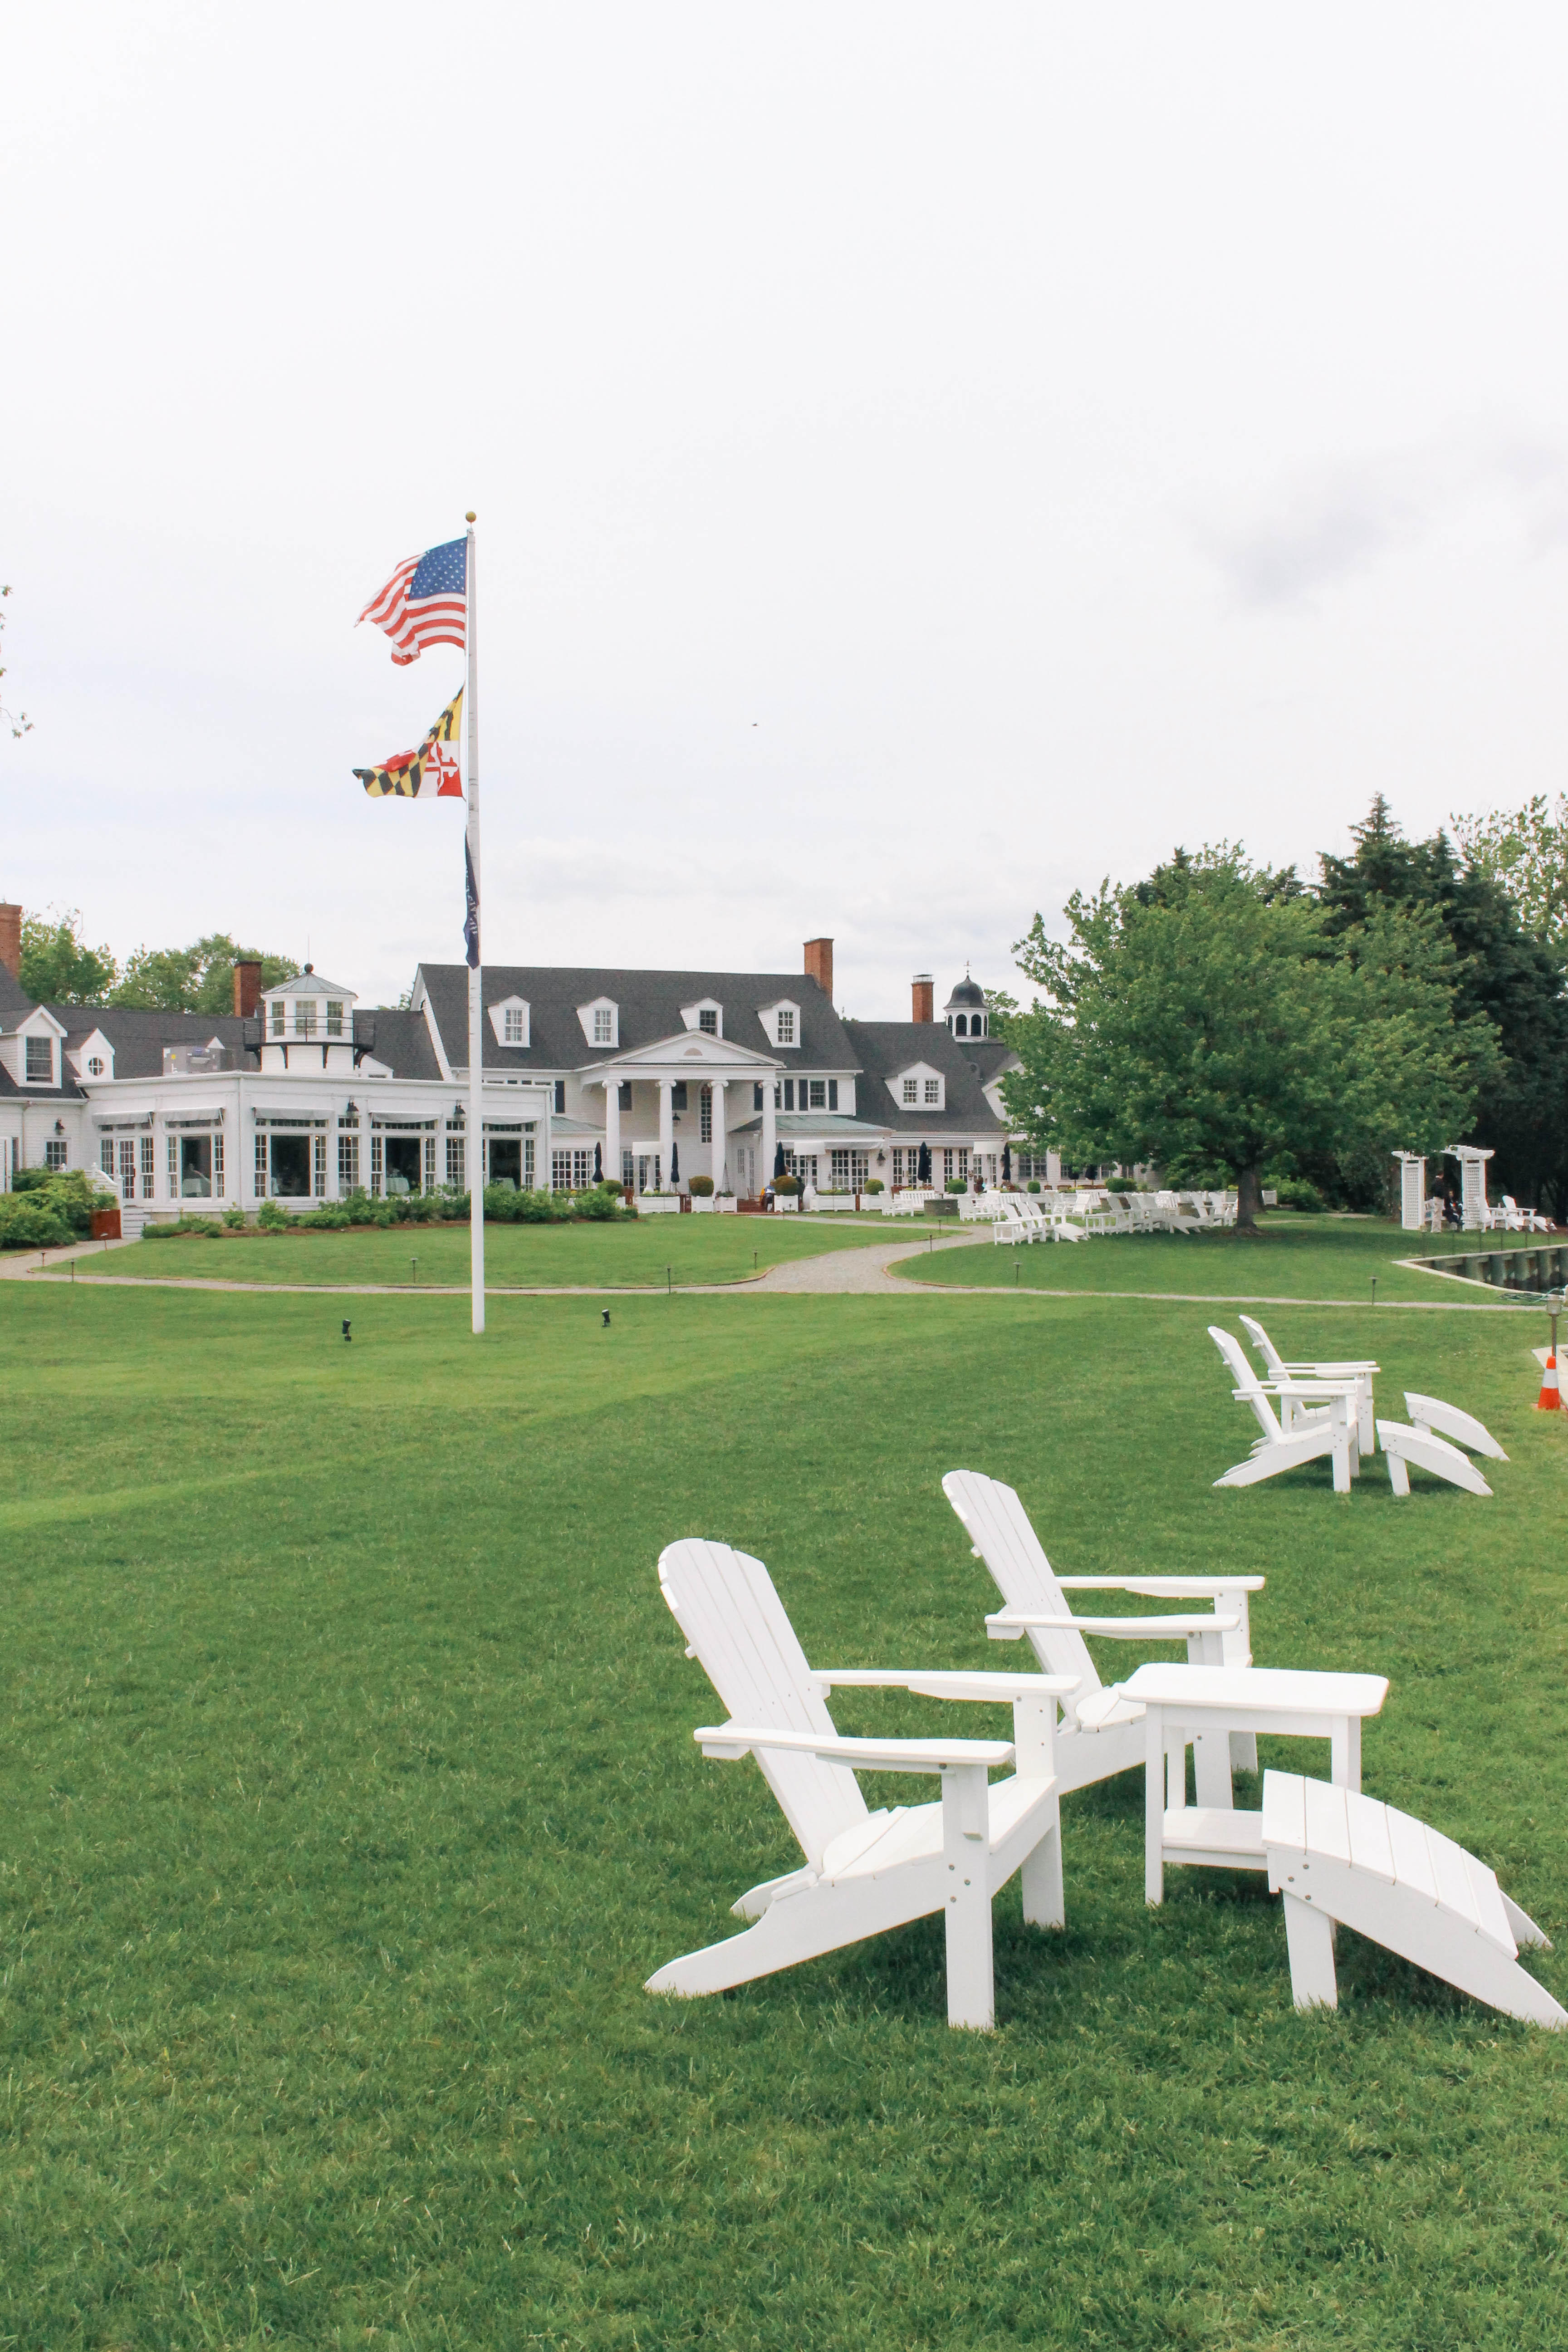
[
  {"x1": 601, "y1": 1308, "x2": 611, "y2": 1328},
  {"x1": 342, "y1": 1319, "x2": 352, "y2": 1343}
]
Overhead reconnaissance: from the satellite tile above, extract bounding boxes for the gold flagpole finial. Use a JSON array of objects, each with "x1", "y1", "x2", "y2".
[{"x1": 465, "y1": 510, "x2": 476, "y2": 523}]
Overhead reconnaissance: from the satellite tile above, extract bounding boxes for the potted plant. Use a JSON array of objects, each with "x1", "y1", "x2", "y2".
[{"x1": 687, "y1": 1175, "x2": 715, "y2": 1213}]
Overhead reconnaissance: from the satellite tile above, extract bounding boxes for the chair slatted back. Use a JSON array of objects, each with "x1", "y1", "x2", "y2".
[
  {"x1": 657, "y1": 1539, "x2": 868, "y2": 1869},
  {"x1": 1238, "y1": 1313, "x2": 1287, "y2": 1379},
  {"x1": 1209, "y1": 1324, "x2": 1281, "y2": 1442},
  {"x1": 941, "y1": 1470, "x2": 1102, "y2": 1695}
]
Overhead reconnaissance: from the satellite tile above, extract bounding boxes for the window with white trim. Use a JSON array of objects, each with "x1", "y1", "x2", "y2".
[
  {"x1": 314, "y1": 1135, "x2": 328, "y2": 1196},
  {"x1": 24, "y1": 1036, "x2": 52, "y2": 1083},
  {"x1": 256, "y1": 1132, "x2": 268, "y2": 1194},
  {"x1": 101, "y1": 1140, "x2": 114, "y2": 1180},
  {"x1": 327, "y1": 1000, "x2": 345, "y2": 1036},
  {"x1": 776, "y1": 1009, "x2": 795, "y2": 1045},
  {"x1": 902, "y1": 1078, "x2": 917, "y2": 1104},
  {"x1": 339, "y1": 1132, "x2": 360, "y2": 1191},
  {"x1": 698, "y1": 1008, "x2": 717, "y2": 1034},
  {"x1": 87, "y1": 1055, "x2": 105, "y2": 1076},
  {"x1": 139, "y1": 1137, "x2": 154, "y2": 1196},
  {"x1": 593, "y1": 1008, "x2": 613, "y2": 1044},
  {"x1": 270, "y1": 1002, "x2": 285, "y2": 1036},
  {"x1": 552, "y1": 1146, "x2": 593, "y2": 1191},
  {"x1": 504, "y1": 1006, "x2": 524, "y2": 1044},
  {"x1": 446, "y1": 1135, "x2": 465, "y2": 1189},
  {"x1": 699, "y1": 1088, "x2": 712, "y2": 1142},
  {"x1": 45, "y1": 1139, "x2": 68, "y2": 1171},
  {"x1": 924, "y1": 1078, "x2": 940, "y2": 1105}
]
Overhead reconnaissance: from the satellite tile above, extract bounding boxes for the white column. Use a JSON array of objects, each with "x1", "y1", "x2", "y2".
[
  {"x1": 658, "y1": 1078, "x2": 673, "y2": 1194},
  {"x1": 710, "y1": 1078, "x2": 726, "y2": 1192},
  {"x1": 605, "y1": 1075, "x2": 621, "y2": 1191},
  {"x1": 761, "y1": 1077, "x2": 777, "y2": 1193}
]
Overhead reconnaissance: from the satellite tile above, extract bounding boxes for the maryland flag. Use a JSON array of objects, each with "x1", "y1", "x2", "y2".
[{"x1": 356, "y1": 690, "x2": 463, "y2": 799}]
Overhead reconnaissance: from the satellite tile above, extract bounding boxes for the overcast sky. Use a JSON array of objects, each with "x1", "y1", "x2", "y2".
[{"x1": 5, "y1": 5, "x2": 1567, "y2": 1014}]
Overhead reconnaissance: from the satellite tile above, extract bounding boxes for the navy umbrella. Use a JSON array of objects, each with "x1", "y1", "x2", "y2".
[
  {"x1": 670, "y1": 1140, "x2": 680, "y2": 1187},
  {"x1": 1002, "y1": 1142, "x2": 1011, "y2": 1181},
  {"x1": 593, "y1": 1142, "x2": 603, "y2": 1183},
  {"x1": 917, "y1": 1141, "x2": 931, "y2": 1185},
  {"x1": 774, "y1": 1140, "x2": 787, "y2": 1179}
]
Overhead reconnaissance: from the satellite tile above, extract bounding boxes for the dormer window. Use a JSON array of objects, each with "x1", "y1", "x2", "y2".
[
  {"x1": 925, "y1": 1078, "x2": 940, "y2": 1105},
  {"x1": 698, "y1": 1009, "x2": 717, "y2": 1034},
  {"x1": 577, "y1": 997, "x2": 618, "y2": 1049},
  {"x1": 902, "y1": 1077, "x2": 917, "y2": 1105},
  {"x1": 25, "y1": 1037, "x2": 53, "y2": 1083},
  {"x1": 777, "y1": 1009, "x2": 795, "y2": 1044},
  {"x1": 87, "y1": 1055, "x2": 105, "y2": 1076},
  {"x1": 490, "y1": 995, "x2": 531, "y2": 1049},
  {"x1": 294, "y1": 1002, "x2": 317, "y2": 1037}
]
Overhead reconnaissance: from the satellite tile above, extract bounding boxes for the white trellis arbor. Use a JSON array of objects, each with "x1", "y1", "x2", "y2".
[
  {"x1": 1392, "y1": 1152, "x2": 1427, "y2": 1232},
  {"x1": 1444, "y1": 1145, "x2": 1494, "y2": 1233}
]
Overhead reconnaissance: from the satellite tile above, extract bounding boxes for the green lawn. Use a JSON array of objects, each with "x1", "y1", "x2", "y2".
[
  {"x1": 1, "y1": 1252, "x2": 1565, "y2": 2346},
  {"x1": 73, "y1": 1212, "x2": 892, "y2": 1289},
  {"x1": 902, "y1": 1210, "x2": 1505, "y2": 1303}
]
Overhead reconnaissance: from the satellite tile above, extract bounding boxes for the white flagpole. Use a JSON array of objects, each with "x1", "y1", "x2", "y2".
[{"x1": 464, "y1": 511, "x2": 485, "y2": 1334}]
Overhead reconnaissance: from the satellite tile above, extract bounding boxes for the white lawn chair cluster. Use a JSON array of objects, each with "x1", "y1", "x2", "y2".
[
  {"x1": 1210, "y1": 1318, "x2": 1506, "y2": 1499},
  {"x1": 650, "y1": 1470, "x2": 1560, "y2": 2032},
  {"x1": 987, "y1": 1186, "x2": 1240, "y2": 1245},
  {"x1": 1491, "y1": 1195, "x2": 1554, "y2": 1235},
  {"x1": 879, "y1": 1187, "x2": 936, "y2": 1217}
]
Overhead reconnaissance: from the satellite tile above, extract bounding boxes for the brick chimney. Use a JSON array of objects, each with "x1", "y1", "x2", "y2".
[
  {"x1": 803, "y1": 936, "x2": 833, "y2": 1002},
  {"x1": 912, "y1": 971, "x2": 934, "y2": 1023},
  {"x1": 233, "y1": 958, "x2": 262, "y2": 1019},
  {"x1": 0, "y1": 903, "x2": 20, "y2": 984}
]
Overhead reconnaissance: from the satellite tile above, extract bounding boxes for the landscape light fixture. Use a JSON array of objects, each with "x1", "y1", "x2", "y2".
[
  {"x1": 342, "y1": 1319, "x2": 352, "y2": 1343},
  {"x1": 602, "y1": 1308, "x2": 611, "y2": 1327}
]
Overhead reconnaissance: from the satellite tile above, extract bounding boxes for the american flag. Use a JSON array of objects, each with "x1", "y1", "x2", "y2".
[{"x1": 357, "y1": 535, "x2": 467, "y2": 666}]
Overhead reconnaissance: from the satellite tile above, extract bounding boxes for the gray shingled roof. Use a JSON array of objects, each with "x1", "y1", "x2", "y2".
[
  {"x1": 842, "y1": 1020, "x2": 1009, "y2": 1135},
  {"x1": 416, "y1": 964, "x2": 859, "y2": 1076}
]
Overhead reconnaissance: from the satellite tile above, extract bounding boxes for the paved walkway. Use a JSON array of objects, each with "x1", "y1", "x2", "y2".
[{"x1": 0, "y1": 1226, "x2": 1540, "y2": 1311}]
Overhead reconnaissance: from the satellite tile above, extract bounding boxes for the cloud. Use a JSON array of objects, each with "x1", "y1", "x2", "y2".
[
  {"x1": 1200, "y1": 432, "x2": 1568, "y2": 610},
  {"x1": 1202, "y1": 461, "x2": 1428, "y2": 608}
]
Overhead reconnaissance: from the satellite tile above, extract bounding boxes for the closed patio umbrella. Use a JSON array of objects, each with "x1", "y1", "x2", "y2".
[
  {"x1": 593, "y1": 1142, "x2": 603, "y2": 1183},
  {"x1": 1002, "y1": 1142, "x2": 1011, "y2": 1182},
  {"x1": 670, "y1": 1141, "x2": 680, "y2": 1187},
  {"x1": 774, "y1": 1140, "x2": 787, "y2": 1179},
  {"x1": 917, "y1": 1141, "x2": 931, "y2": 1185}
]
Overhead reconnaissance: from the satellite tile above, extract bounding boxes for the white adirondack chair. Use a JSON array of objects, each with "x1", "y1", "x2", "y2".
[
  {"x1": 1238, "y1": 1314, "x2": 1378, "y2": 1454},
  {"x1": 1210, "y1": 1326, "x2": 1359, "y2": 1491},
  {"x1": 1154, "y1": 1190, "x2": 1202, "y2": 1235},
  {"x1": 943, "y1": 1469, "x2": 1264, "y2": 1806},
  {"x1": 1499, "y1": 1195, "x2": 1553, "y2": 1235},
  {"x1": 648, "y1": 1539, "x2": 1078, "y2": 2029},
  {"x1": 1263, "y1": 1772, "x2": 1563, "y2": 2025}
]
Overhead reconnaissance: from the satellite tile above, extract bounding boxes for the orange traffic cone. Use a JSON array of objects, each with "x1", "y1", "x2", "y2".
[{"x1": 1537, "y1": 1350, "x2": 1563, "y2": 1411}]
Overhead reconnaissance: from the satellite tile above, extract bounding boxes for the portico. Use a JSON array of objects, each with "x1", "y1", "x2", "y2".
[{"x1": 585, "y1": 1029, "x2": 783, "y2": 1196}]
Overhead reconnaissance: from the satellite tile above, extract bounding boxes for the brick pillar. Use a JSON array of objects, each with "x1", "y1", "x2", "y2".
[
  {"x1": 804, "y1": 936, "x2": 833, "y2": 1002},
  {"x1": 912, "y1": 972, "x2": 934, "y2": 1022},
  {"x1": 233, "y1": 959, "x2": 261, "y2": 1018},
  {"x1": 0, "y1": 904, "x2": 21, "y2": 983}
]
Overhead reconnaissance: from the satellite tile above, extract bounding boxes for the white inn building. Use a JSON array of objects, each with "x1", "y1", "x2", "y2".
[{"x1": 0, "y1": 917, "x2": 1037, "y2": 1224}]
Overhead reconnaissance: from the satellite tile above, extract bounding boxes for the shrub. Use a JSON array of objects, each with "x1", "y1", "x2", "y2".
[
  {"x1": 145, "y1": 1215, "x2": 223, "y2": 1239},
  {"x1": 573, "y1": 1186, "x2": 624, "y2": 1221},
  {"x1": 686, "y1": 1175, "x2": 714, "y2": 1198},
  {"x1": 1269, "y1": 1176, "x2": 1324, "y2": 1212},
  {"x1": 256, "y1": 1200, "x2": 289, "y2": 1232},
  {"x1": 222, "y1": 1207, "x2": 247, "y2": 1230},
  {"x1": 0, "y1": 1194, "x2": 73, "y2": 1250},
  {"x1": 304, "y1": 1203, "x2": 351, "y2": 1230},
  {"x1": 12, "y1": 1168, "x2": 97, "y2": 1234},
  {"x1": 946, "y1": 1177, "x2": 968, "y2": 1195},
  {"x1": 1106, "y1": 1176, "x2": 1135, "y2": 1192},
  {"x1": 1027, "y1": 1181, "x2": 1041, "y2": 1194},
  {"x1": 863, "y1": 1179, "x2": 884, "y2": 1194},
  {"x1": 774, "y1": 1176, "x2": 801, "y2": 1197}
]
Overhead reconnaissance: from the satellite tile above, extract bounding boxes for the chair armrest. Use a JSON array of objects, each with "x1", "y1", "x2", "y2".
[
  {"x1": 1057, "y1": 1576, "x2": 1265, "y2": 1596},
  {"x1": 1245, "y1": 1381, "x2": 1356, "y2": 1399},
  {"x1": 810, "y1": 1669, "x2": 1080, "y2": 1703},
  {"x1": 694, "y1": 1723, "x2": 1014, "y2": 1771},
  {"x1": 1276, "y1": 1358, "x2": 1378, "y2": 1376},
  {"x1": 985, "y1": 1609, "x2": 1240, "y2": 1639}
]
